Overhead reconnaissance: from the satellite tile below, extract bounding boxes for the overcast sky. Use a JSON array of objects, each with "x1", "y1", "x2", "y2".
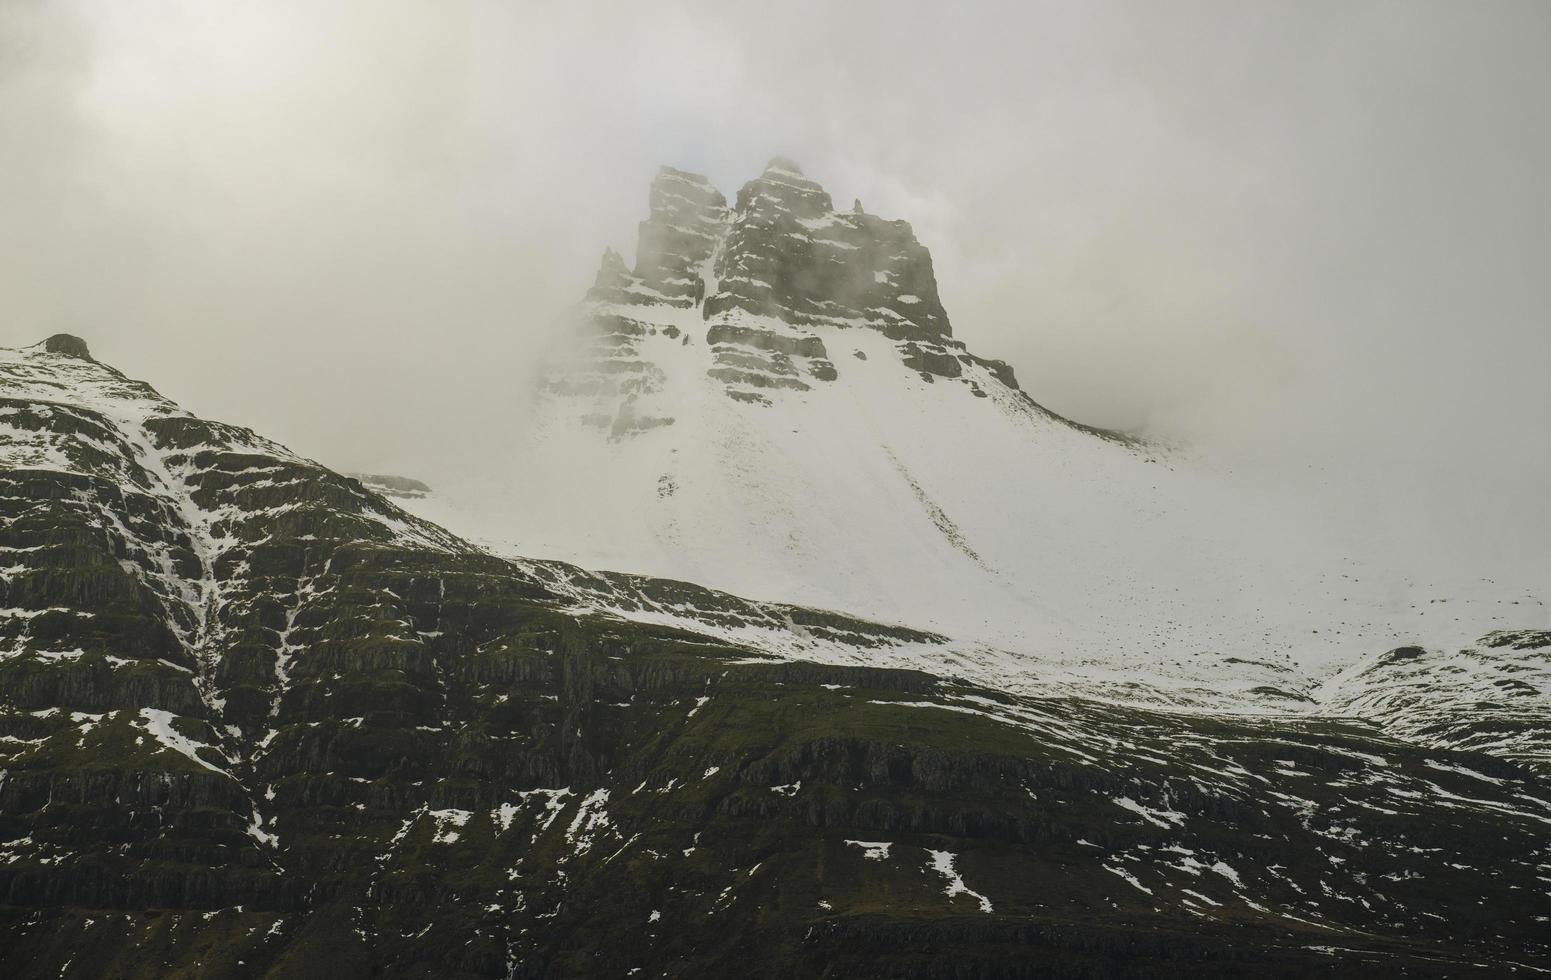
[{"x1": 3, "y1": 0, "x2": 1549, "y2": 490}]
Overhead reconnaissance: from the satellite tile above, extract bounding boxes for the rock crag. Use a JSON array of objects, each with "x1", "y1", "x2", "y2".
[{"x1": 551, "y1": 159, "x2": 1086, "y2": 427}]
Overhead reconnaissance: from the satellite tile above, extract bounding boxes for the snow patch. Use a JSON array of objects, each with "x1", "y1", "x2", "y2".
[
  {"x1": 845, "y1": 840, "x2": 892, "y2": 860},
  {"x1": 927, "y1": 849, "x2": 992, "y2": 913}
]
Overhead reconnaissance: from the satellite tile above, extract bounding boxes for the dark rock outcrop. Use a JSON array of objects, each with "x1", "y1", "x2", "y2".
[
  {"x1": 42, "y1": 334, "x2": 91, "y2": 359},
  {"x1": 632, "y1": 167, "x2": 729, "y2": 308},
  {"x1": 347, "y1": 473, "x2": 432, "y2": 499},
  {"x1": 706, "y1": 157, "x2": 951, "y2": 342}
]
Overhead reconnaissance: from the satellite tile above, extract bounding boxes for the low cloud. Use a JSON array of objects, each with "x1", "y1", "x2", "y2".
[{"x1": 2, "y1": 0, "x2": 1547, "y2": 506}]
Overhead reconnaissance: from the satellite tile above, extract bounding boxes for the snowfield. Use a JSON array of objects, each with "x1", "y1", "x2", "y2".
[{"x1": 402, "y1": 289, "x2": 1548, "y2": 726}]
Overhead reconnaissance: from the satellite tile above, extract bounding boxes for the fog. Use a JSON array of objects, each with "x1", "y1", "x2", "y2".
[{"x1": 3, "y1": 0, "x2": 1549, "y2": 508}]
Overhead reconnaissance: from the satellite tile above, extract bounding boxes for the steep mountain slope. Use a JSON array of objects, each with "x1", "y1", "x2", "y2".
[
  {"x1": 3, "y1": 338, "x2": 1550, "y2": 977},
  {"x1": 406, "y1": 158, "x2": 1548, "y2": 716}
]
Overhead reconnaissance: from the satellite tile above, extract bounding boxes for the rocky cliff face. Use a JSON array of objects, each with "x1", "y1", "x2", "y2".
[
  {"x1": 552, "y1": 158, "x2": 1046, "y2": 426},
  {"x1": 708, "y1": 158, "x2": 950, "y2": 340},
  {"x1": 2, "y1": 338, "x2": 1550, "y2": 977}
]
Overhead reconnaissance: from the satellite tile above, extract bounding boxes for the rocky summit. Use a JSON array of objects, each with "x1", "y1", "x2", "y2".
[
  {"x1": 551, "y1": 158, "x2": 1034, "y2": 432},
  {"x1": 2, "y1": 335, "x2": 1551, "y2": 978}
]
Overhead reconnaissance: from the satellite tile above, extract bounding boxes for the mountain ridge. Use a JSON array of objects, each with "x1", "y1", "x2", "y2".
[{"x1": 2, "y1": 337, "x2": 1550, "y2": 976}]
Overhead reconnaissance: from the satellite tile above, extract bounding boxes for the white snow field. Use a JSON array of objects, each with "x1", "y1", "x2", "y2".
[{"x1": 400, "y1": 163, "x2": 1550, "y2": 726}]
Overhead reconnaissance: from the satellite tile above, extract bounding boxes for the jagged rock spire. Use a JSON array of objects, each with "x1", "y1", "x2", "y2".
[
  {"x1": 584, "y1": 247, "x2": 633, "y2": 305},
  {"x1": 595, "y1": 247, "x2": 628, "y2": 287}
]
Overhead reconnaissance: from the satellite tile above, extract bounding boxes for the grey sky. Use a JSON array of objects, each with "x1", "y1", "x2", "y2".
[{"x1": 2, "y1": 0, "x2": 1548, "y2": 491}]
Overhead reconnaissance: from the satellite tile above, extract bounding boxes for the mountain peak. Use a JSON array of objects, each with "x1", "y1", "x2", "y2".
[
  {"x1": 554, "y1": 158, "x2": 1034, "y2": 421},
  {"x1": 650, "y1": 165, "x2": 724, "y2": 205},
  {"x1": 42, "y1": 333, "x2": 92, "y2": 359},
  {"x1": 591, "y1": 246, "x2": 630, "y2": 291},
  {"x1": 714, "y1": 160, "x2": 949, "y2": 346}
]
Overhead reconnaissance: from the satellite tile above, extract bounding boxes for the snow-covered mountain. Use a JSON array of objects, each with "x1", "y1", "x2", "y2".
[
  {"x1": 405, "y1": 158, "x2": 1549, "y2": 717},
  {"x1": 3, "y1": 335, "x2": 1549, "y2": 976}
]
